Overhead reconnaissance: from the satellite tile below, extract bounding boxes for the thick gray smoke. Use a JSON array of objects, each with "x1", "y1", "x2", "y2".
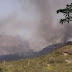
[
  {"x1": 28, "y1": 0, "x2": 72, "y2": 45},
  {"x1": 0, "y1": 0, "x2": 72, "y2": 52},
  {"x1": 19, "y1": 0, "x2": 72, "y2": 50}
]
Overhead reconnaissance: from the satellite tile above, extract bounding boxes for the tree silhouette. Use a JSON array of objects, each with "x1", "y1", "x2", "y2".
[{"x1": 56, "y1": 3, "x2": 72, "y2": 24}]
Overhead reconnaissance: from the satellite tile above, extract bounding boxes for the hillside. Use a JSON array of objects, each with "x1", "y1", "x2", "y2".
[{"x1": 0, "y1": 45, "x2": 72, "y2": 72}]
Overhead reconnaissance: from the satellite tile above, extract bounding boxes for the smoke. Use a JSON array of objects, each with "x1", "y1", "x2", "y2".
[
  {"x1": 34, "y1": 0, "x2": 72, "y2": 44},
  {"x1": 0, "y1": 0, "x2": 72, "y2": 52},
  {"x1": 0, "y1": 34, "x2": 32, "y2": 55},
  {"x1": 62, "y1": 24, "x2": 72, "y2": 42}
]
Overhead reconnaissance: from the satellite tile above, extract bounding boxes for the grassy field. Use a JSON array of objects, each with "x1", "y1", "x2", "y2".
[{"x1": 0, "y1": 45, "x2": 72, "y2": 72}]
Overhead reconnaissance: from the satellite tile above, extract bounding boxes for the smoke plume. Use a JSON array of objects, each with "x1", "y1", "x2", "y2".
[{"x1": 0, "y1": 0, "x2": 72, "y2": 52}]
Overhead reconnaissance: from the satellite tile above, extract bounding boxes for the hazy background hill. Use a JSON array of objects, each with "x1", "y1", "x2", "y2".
[{"x1": 0, "y1": 35, "x2": 33, "y2": 55}]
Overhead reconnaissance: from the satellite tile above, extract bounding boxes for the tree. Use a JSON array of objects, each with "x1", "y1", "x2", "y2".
[{"x1": 56, "y1": 3, "x2": 72, "y2": 24}]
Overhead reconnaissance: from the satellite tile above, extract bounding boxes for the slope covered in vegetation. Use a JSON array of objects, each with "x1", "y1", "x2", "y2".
[{"x1": 0, "y1": 45, "x2": 72, "y2": 72}]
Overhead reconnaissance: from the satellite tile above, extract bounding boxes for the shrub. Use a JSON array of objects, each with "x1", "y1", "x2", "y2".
[
  {"x1": 0, "y1": 68, "x2": 3, "y2": 72},
  {"x1": 48, "y1": 57, "x2": 55, "y2": 63}
]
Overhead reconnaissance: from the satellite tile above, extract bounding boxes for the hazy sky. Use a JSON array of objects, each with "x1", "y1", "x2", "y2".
[
  {"x1": 0, "y1": 0, "x2": 72, "y2": 51},
  {"x1": 0, "y1": 0, "x2": 41, "y2": 39},
  {"x1": 0, "y1": 0, "x2": 18, "y2": 18}
]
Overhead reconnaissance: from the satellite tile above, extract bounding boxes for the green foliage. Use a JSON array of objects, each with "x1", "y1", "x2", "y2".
[{"x1": 57, "y1": 3, "x2": 72, "y2": 24}]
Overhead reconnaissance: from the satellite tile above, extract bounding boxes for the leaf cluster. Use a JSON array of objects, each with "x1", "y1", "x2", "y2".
[{"x1": 57, "y1": 3, "x2": 72, "y2": 24}]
